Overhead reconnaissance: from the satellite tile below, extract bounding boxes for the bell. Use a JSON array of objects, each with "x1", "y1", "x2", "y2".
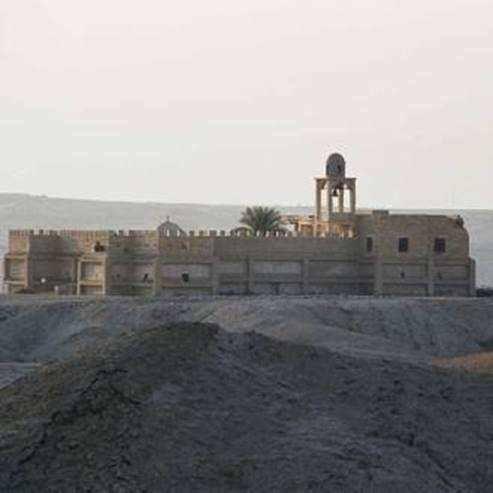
[{"x1": 332, "y1": 188, "x2": 339, "y2": 198}]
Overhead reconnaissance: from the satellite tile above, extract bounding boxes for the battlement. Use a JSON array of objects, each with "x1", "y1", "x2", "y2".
[
  {"x1": 9, "y1": 230, "x2": 34, "y2": 237},
  {"x1": 9, "y1": 228, "x2": 347, "y2": 240}
]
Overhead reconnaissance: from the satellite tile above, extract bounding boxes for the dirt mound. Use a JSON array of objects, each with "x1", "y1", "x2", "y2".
[
  {"x1": 2, "y1": 297, "x2": 493, "y2": 365},
  {"x1": 1, "y1": 323, "x2": 492, "y2": 492}
]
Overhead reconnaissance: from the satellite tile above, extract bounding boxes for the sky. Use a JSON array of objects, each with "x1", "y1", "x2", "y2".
[{"x1": 0, "y1": 0, "x2": 492, "y2": 208}]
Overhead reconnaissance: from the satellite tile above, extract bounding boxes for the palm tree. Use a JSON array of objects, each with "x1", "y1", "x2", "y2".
[{"x1": 239, "y1": 206, "x2": 286, "y2": 235}]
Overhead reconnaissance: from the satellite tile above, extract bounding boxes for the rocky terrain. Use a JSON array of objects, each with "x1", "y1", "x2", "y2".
[{"x1": 0, "y1": 295, "x2": 492, "y2": 492}]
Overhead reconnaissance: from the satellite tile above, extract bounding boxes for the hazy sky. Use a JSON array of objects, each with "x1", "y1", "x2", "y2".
[{"x1": 0, "y1": 1, "x2": 492, "y2": 208}]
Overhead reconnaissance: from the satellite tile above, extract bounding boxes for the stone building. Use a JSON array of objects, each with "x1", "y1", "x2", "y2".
[{"x1": 3, "y1": 154, "x2": 476, "y2": 297}]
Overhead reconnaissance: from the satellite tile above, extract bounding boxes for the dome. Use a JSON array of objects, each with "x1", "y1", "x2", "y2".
[
  {"x1": 157, "y1": 218, "x2": 184, "y2": 235},
  {"x1": 326, "y1": 153, "x2": 346, "y2": 177}
]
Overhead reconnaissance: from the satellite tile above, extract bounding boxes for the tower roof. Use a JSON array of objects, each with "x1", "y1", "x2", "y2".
[{"x1": 326, "y1": 153, "x2": 346, "y2": 177}]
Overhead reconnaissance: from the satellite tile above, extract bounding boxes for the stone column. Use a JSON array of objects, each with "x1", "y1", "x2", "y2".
[
  {"x1": 302, "y1": 259, "x2": 310, "y2": 294},
  {"x1": 71, "y1": 257, "x2": 78, "y2": 295},
  {"x1": 211, "y1": 258, "x2": 219, "y2": 296},
  {"x1": 469, "y1": 258, "x2": 476, "y2": 297},
  {"x1": 350, "y1": 180, "x2": 356, "y2": 214},
  {"x1": 2, "y1": 257, "x2": 7, "y2": 293},
  {"x1": 25, "y1": 256, "x2": 33, "y2": 290},
  {"x1": 76, "y1": 259, "x2": 82, "y2": 296},
  {"x1": 338, "y1": 186, "x2": 344, "y2": 213},
  {"x1": 102, "y1": 256, "x2": 110, "y2": 296},
  {"x1": 247, "y1": 257, "x2": 255, "y2": 293},
  {"x1": 374, "y1": 253, "x2": 383, "y2": 295},
  {"x1": 153, "y1": 257, "x2": 161, "y2": 297},
  {"x1": 327, "y1": 182, "x2": 334, "y2": 235},
  {"x1": 315, "y1": 180, "x2": 322, "y2": 222},
  {"x1": 427, "y1": 257, "x2": 435, "y2": 297}
]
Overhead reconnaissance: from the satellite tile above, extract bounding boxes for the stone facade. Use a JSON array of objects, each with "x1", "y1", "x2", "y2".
[{"x1": 3, "y1": 155, "x2": 476, "y2": 297}]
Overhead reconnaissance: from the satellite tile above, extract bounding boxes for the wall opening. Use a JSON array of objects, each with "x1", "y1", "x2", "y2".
[
  {"x1": 434, "y1": 238, "x2": 446, "y2": 253},
  {"x1": 94, "y1": 241, "x2": 106, "y2": 252},
  {"x1": 398, "y1": 237, "x2": 409, "y2": 253}
]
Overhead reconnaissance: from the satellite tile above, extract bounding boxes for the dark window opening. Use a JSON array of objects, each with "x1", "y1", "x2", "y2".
[
  {"x1": 434, "y1": 238, "x2": 446, "y2": 253},
  {"x1": 143, "y1": 273, "x2": 149, "y2": 282},
  {"x1": 398, "y1": 237, "x2": 409, "y2": 253},
  {"x1": 400, "y1": 271, "x2": 406, "y2": 279},
  {"x1": 366, "y1": 237, "x2": 373, "y2": 253},
  {"x1": 181, "y1": 273, "x2": 190, "y2": 283},
  {"x1": 94, "y1": 241, "x2": 106, "y2": 252}
]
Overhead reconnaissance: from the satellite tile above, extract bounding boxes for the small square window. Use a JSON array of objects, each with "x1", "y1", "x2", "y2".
[
  {"x1": 434, "y1": 238, "x2": 446, "y2": 253},
  {"x1": 366, "y1": 237, "x2": 373, "y2": 253},
  {"x1": 398, "y1": 237, "x2": 409, "y2": 253}
]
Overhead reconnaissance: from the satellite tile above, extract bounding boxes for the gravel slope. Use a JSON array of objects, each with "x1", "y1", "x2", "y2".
[
  {"x1": 0, "y1": 296, "x2": 492, "y2": 492},
  {"x1": 1, "y1": 323, "x2": 492, "y2": 492},
  {"x1": 1, "y1": 296, "x2": 493, "y2": 364}
]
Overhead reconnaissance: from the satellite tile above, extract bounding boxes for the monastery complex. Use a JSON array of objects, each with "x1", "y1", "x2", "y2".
[{"x1": 3, "y1": 154, "x2": 476, "y2": 297}]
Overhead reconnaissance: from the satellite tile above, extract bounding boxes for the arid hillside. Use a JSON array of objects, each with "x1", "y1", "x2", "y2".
[{"x1": 0, "y1": 296, "x2": 492, "y2": 492}]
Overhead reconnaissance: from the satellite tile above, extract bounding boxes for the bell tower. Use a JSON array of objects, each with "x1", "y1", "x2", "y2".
[{"x1": 314, "y1": 153, "x2": 357, "y2": 237}]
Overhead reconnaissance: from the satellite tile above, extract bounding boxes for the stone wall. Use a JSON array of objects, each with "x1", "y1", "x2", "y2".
[{"x1": 3, "y1": 215, "x2": 475, "y2": 297}]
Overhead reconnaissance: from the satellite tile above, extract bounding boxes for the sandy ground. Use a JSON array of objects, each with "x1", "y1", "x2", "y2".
[{"x1": 0, "y1": 295, "x2": 492, "y2": 492}]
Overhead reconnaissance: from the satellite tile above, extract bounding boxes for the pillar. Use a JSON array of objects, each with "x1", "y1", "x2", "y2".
[
  {"x1": 153, "y1": 257, "x2": 161, "y2": 296},
  {"x1": 327, "y1": 182, "x2": 334, "y2": 234},
  {"x1": 211, "y1": 258, "x2": 219, "y2": 295},
  {"x1": 427, "y1": 257, "x2": 435, "y2": 297},
  {"x1": 350, "y1": 181, "x2": 356, "y2": 214},
  {"x1": 315, "y1": 180, "x2": 322, "y2": 222},
  {"x1": 338, "y1": 185, "x2": 344, "y2": 213},
  {"x1": 76, "y1": 259, "x2": 82, "y2": 296},
  {"x1": 71, "y1": 257, "x2": 78, "y2": 295},
  {"x1": 103, "y1": 257, "x2": 110, "y2": 296},
  {"x1": 302, "y1": 258, "x2": 310, "y2": 294},
  {"x1": 247, "y1": 257, "x2": 255, "y2": 293},
  {"x1": 469, "y1": 258, "x2": 476, "y2": 297},
  {"x1": 374, "y1": 253, "x2": 383, "y2": 295},
  {"x1": 25, "y1": 256, "x2": 33, "y2": 290}
]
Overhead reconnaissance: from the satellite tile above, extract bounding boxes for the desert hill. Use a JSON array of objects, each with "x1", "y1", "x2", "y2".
[{"x1": 0, "y1": 296, "x2": 493, "y2": 491}]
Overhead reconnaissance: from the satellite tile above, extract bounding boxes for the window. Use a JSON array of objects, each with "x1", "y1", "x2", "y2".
[
  {"x1": 398, "y1": 237, "x2": 409, "y2": 253},
  {"x1": 366, "y1": 237, "x2": 373, "y2": 253},
  {"x1": 94, "y1": 241, "x2": 106, "y2": 252},
  {"x1": 434, "y1": 238, "x2": 446, "y2": 253},
  {"x1": 181, "y1": 273, "x2": 190, "y2": 283}
]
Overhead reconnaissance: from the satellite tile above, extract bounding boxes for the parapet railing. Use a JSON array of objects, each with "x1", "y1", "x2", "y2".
[{"x1": 9, "y1": 229, "x2": 354, "y2": 239}]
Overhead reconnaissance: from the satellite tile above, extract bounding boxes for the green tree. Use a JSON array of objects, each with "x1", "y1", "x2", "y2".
[{"x1": 239, "y1": 206, "x2": 286, "y2": 235}]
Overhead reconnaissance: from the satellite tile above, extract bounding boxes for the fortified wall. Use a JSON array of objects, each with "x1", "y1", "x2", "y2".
[{"x1": 3, "y1": 154, "x2": 476, "y2": 297}]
